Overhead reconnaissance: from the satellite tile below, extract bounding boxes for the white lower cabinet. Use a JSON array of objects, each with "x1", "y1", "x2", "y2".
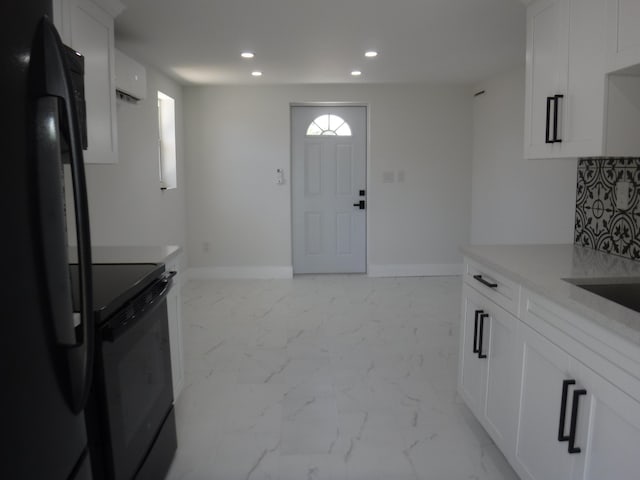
[
  {"x1": 459, "y1": 256, "x2": 640, "y2": 480},
  {"x1": 165, "y1": 256, "x2": 184, "y2": 401},
  {"x1": 514, "y1": 322, "x2": 640, "y2": 480},
  {"x1": 572, "y1": 361, "x2": 640, "y2": 480},
  {"x1": 514, "y1": 322, "x2": 578, "y2": 480},
  {"x1": 458, "y1": 284, "x2": 520, "y2": 457}
]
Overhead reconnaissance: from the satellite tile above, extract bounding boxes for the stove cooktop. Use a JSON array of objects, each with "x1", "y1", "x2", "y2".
[{"x1": 69, "y1": 263, "x2": 165, "y2": 323}]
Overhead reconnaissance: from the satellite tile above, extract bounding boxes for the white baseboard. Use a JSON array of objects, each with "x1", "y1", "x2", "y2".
[
  {"x1": 368, "y1": 263, "x2": 463, "y2": 277},
  {"x1": 186, "y1": 264, "x2": 460, "y2": 280},
  {"x1": 187, "y1": 266, "x2": 294, "y2": 280}
]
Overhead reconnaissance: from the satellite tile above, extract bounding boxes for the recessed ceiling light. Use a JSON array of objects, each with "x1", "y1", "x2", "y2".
[
  {"x1": 365, "y1": 51, "x2": 378, "y2": 58},
  {"x1": 351, "y1": 70, "x2": 362, "y2": 76},
  {"x1": 251, "y1": 71, "x2": 263, "y2": 77},
  {"x1": 241, "y1": 52, "x2": 255, "y2": 59}
]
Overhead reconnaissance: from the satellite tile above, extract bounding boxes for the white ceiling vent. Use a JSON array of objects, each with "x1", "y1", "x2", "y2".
[{"x1": 115, "y1": 49, "x2": 147, "y2": 103}]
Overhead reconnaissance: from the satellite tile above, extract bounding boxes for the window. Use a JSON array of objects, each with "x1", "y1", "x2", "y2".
[
  {"x1": 157, "y1": 91, "x2": 177, "y2": 190},
  {"x1": 306, "y1": 114, "x2": 352, "y2": 136}
]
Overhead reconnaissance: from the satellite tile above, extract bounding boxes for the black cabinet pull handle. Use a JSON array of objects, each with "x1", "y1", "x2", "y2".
[
  {"x1": 553, "y1": 94, "x2": 564, "y2": 143},
  {"x1": 558, "y1": 379, "x2": 575, "y2": 442},
  {"x1": 473, "y1": 310, "x2": 482, "y2": 354},
  {"x1": 568, "y1": 388, "x2": 587, "y2": 454},
  {"x1": 478, "y1": 313, "x2": 488, "y2": 359},
  {"x1": 473, "y1": 274, "x2": 498, "y2": 289},
  {"x1": 545, "y1": 96, "x2": 554, "y2": 144}
]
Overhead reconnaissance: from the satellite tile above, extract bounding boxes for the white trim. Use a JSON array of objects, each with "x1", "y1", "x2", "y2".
[
  {"x1": 290, "y1": 103, "x2": 370, "y2": 273},
  {"x1": 368, "y1": 263, "x2": 463, "y2": 278},
  {"x1": 187, "y1": 266, "x2": 293, "y2": 280}
]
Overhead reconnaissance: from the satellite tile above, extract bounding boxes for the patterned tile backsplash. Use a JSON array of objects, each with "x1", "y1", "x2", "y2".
[{"x1": 575, "y1": 158, "x2": 640, "y2": 261}]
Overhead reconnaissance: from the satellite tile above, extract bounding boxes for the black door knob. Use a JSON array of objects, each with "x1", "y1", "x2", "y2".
[{"x1": 353, "y1": 200, "x2": 366, "y2": 210}]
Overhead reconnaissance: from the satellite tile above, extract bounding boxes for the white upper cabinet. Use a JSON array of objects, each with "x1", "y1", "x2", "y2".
[
  {"x1": 53, "y1": 0, "x2": 124, "y2": 164},
  {"x1": 606, "y1": 0, "x2": 640, "y2": 73},
  {"x1": 525, "y1": 0, "x2": 640, "y2": 158},
  {"x1": 524, "y1": 0, "x2": 608, "y2": 159}
]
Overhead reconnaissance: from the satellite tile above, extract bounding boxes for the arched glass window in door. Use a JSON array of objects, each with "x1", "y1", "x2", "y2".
[{"x1": 306, "y1": 114, "x2": 352, "y2": 136}]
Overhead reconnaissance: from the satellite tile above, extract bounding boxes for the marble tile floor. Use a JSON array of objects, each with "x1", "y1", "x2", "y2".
[{"x1": 167, "y1": 275, "x2": 519, "y2": 480}]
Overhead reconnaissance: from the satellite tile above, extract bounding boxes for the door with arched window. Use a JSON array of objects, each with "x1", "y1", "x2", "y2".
[{"x1": 291, "y1": 105, "x2": 367, "y2": 273}]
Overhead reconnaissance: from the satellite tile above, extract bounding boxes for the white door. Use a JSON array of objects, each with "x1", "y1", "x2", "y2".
[{"x1": 291, "y1": 106, "x2": 366, "y2": 274}]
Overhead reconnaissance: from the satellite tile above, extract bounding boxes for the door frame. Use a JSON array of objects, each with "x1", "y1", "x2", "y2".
[{"x1": 289, "y1": 102, "x2": 370, "y2": 274}]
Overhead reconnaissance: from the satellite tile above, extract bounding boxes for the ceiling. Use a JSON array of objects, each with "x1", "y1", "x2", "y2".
[{"x1": 115, "y1": 0, "x2": 526, "y2": 86}]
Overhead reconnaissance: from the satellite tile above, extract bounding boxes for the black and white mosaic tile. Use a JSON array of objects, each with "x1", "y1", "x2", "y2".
[{"x1": 575, "y1": 158, "x2": 640, "y2": 261}]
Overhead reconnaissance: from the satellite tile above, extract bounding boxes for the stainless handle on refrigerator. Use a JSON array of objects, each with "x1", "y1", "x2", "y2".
[{"x1": 33, "y1": 17, "x2": 93, "y2": 414}]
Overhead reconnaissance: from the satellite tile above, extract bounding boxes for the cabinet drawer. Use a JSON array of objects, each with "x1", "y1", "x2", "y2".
[
  {"x1": 522, "y1": 288, "x2": 640, "y2": 403},
  {"x1": 463, "y1": 258, "x2": 521, "y2": 316}
]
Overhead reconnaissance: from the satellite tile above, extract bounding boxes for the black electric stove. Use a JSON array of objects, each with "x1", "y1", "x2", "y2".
[
  {"x1": 69, "y1": 263, "x2": 165, "y2": 324},
  {"x1": 69, "y1": 262, "x2": 177, "y2": 480}
]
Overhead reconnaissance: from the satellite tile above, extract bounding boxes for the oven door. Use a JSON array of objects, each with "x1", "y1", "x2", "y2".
[{"x1": 97, "y1": 290, "x2": 174, "y2": 480}]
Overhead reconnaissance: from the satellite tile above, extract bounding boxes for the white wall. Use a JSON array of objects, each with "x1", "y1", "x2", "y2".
[
  {"x1": 470, "y1": 67, "x2": 577, "y2": 245},
  {"x1": 66, "y1": 63, "x2": 187, "y2": 260},
  {"x1": 184, "y1": 84, "x2": 472, "y2": 277}
]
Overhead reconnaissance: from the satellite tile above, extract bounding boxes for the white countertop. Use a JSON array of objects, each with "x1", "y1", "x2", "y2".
[
  {"x1": 68, "y1": 245, "x2": 182, "y2": 264},
  {"x1": 461, "y1": 244, "x2": 640, "y2": 348}
]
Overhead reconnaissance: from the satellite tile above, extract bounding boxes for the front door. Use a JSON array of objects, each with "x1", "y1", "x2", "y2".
[{"x1": 291, "y1": 106, "x2": 367, "y2": 274}]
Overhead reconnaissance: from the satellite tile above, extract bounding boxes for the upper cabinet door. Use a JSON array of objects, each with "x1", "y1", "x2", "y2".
[
  {"x1": 524, "y1": 0, "x2": 608, "y2": 159},
  {"x1": 68, "y1": 0, "x2": 118, "y2": 164},
  {"x1": 606, "y1": 0, "x2": 640, "y2": 73},
  {"x1": 562, "y1": 0, "x2": 607, "y2": 157},
  {"x1": 53, "y1": 0, "x2": 123, "y2": 164},
  {"x1": 524, "y1": 0, "x2": 569, "y2": 159}
]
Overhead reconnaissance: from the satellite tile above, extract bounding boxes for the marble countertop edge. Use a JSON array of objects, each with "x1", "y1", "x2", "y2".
[
  {"x1": 460, "y1": 244, "x2": 640, "y2": 360},
  {"x1": 68, "y1": 244, "x2": 183, "y2": 265}
]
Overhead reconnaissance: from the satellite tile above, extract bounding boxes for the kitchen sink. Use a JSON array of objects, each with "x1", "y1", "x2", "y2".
[{"x1": 565, "y1": 278, "x2": 640, "y2": 314}]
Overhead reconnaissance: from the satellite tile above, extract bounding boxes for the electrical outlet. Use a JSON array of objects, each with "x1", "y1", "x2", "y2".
[{"x1": 616, "y1": 181, "x2": 631, "y2": 210}]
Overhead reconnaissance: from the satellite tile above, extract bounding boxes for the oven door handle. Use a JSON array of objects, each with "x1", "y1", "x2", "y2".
[
  {"x1": 156, "y1": 271, "x2": 177, "y2": 300},
  {"x1": 102, "y1": 271, "x2": 177, "y2": 342}
]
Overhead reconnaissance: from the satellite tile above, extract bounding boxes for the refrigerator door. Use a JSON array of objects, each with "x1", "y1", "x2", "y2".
[{"x1": 0, "y1": 1, "x2": 93, "y2": 479}]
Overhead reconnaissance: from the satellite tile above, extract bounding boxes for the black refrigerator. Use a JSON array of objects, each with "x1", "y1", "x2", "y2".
[{"x1": 2, "y1": 0, "x2": 95, "y2": 478}]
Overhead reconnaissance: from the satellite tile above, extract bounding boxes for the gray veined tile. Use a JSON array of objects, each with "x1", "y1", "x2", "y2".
[
  {"x1": 278, "y1": 454, "x2": 347, "y2": 480},
  {"x1": 168, "y1": 276, "x2": 518, "y2": 480}
]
